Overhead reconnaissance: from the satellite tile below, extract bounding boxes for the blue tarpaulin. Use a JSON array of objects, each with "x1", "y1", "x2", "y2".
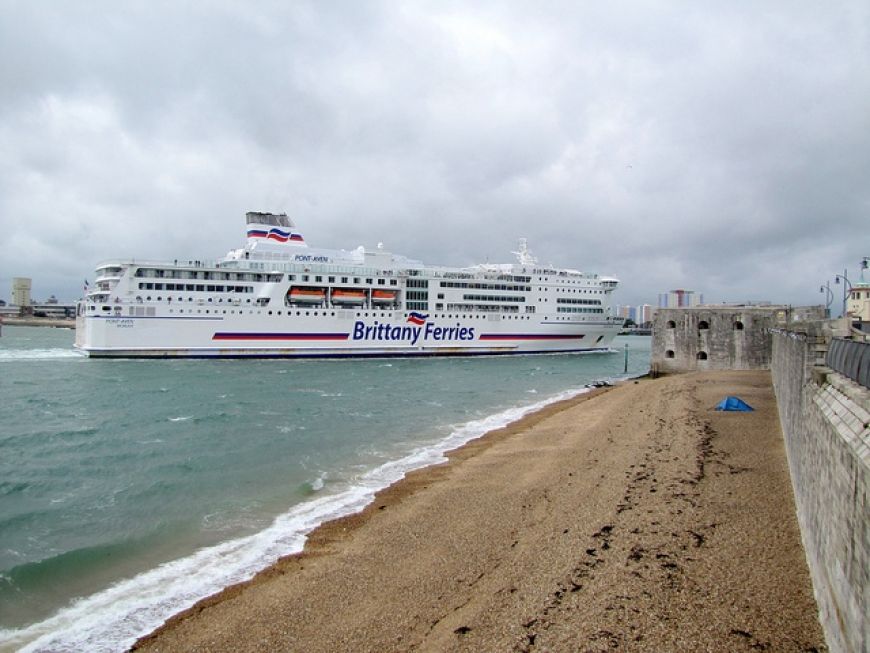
[{"x1": 715, "y1": 396, "x2": 754, "y2": 411}]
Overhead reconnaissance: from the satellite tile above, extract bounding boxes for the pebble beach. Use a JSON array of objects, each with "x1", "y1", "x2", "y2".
[{"x1": 133, "y1": 371, "x2": 826, "y2": 652}]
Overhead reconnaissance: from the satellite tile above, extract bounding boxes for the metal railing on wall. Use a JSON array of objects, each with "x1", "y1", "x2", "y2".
[{"x1": 826, "y1": 338, "x2": 870, "y2": 389}]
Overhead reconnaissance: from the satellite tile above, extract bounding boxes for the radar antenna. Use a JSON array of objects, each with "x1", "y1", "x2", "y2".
[{"x1": 512, "y1": 238, "x2": 538, "y2": 266}]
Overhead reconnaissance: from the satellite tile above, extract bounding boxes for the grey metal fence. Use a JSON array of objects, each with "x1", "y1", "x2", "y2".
[{"x1": 826, "y1": 338, "x2": 870, "y2": 389}]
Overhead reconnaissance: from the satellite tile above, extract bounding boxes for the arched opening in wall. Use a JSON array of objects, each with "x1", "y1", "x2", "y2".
[
  {"x1": 665, "y1": 350, "x2": 675, "y2": 359},
  {"x1": 667, "y1": 320, "x2": 676, "y2": 329},
  {"x1": 697, "y1": 351, "x2": 708, "y2": 360},
  {"x1": 734, "y1": 321, "x2": 744, "y2": 330},
  {"x1": 698, "y1": 320, "x2": 709, "y2": 330}
]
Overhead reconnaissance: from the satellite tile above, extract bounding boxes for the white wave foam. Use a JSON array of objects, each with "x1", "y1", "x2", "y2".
[
  {"x1": 0, "y1": 385, "x2": 597, "y2": 653},
  {"x1": 0, "y1": 349, "x2": 81, "y2": 361}
]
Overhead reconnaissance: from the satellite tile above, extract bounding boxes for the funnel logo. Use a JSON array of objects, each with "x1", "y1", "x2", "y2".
[
  {"x1": 247, "y1": 228, "x2": 305, "y2": 243},
  {"x1": 406, "y1": 312, "x2": 428, "y2": 326}
]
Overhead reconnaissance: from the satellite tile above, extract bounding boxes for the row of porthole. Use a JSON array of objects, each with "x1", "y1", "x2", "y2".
[
  {"x1": 165, "y1": 309, "x2": 537, "y2": 320},
  {"x1": 666, "y1": 320, "x2": 744, "y2": 330},
  {"x1": 665, "y1": 350, "x2": 708, "y2": 360}
]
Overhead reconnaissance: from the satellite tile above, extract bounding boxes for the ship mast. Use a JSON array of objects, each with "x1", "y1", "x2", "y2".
[{"x1": 512, "y1": 238, "x2": 538, "y2": 266}]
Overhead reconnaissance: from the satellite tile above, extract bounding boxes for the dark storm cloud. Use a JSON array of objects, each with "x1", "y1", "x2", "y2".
[{"x1": 0, "y1": 0, "x2": 867, "y2": 306}]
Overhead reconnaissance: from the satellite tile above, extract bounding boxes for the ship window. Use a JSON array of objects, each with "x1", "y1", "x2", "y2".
[
  {"x1": 354, "y1": 277, "x2": 360, "y2": 283},
  {"x1": 329, "y1": 276, "x2": 335, "y2": 283},
  {"x1": 366, "y1": 278, "x2": 373, "y2": 284},
  {"x1": 342, "y1": 277, "x2": 348, "y2": 283},
  {"x1": 390, "y1": 279, "x2": 397, "y2": 286},
  {"x1": 378, "y1": 279, "x2": 385, "y2": 285},
  {"x1": 288, "y1": 275, "x2": 296, "y2": 281},
  {"x1": 315, "y1": 276, "x2": 322, "y2": 282},
  {"x1": 302, "y1": 275, "x2": 309, "y2": 281}
]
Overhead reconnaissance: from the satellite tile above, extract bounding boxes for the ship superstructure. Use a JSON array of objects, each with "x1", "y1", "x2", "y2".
[{"x1": 75, "y1": 212, "x2": 623, "y2": 358}]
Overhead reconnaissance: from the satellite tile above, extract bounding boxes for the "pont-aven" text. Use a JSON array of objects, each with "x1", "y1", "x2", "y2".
[{"x1": 352, "y1": 321, "x2": 475, "y2": 346}]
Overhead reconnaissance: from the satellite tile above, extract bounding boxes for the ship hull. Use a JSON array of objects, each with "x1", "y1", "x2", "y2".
[{"x1": 74, "y1": 312, "x2": 621, "y2": 358}]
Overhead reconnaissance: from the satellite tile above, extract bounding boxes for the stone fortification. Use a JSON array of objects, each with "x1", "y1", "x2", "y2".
[
  {"x1": 651, "y1": 305, "x2": 825, "y2": 374},
  {"x1": 771, "y1": 327, "x2": 868, "y2": 653}
]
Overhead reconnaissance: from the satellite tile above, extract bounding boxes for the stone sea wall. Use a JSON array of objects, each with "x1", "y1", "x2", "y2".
[{"x1": 770, "y1": 328, "x2": 868, "y2": 653}]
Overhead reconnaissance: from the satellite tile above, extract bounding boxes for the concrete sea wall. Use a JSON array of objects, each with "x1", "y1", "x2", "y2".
[{"x1": 771, "y1": 328, "x2": 868, "y2": 653}]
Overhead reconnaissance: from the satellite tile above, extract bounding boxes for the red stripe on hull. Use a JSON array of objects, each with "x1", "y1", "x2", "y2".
[
  {"x1": 478, "y1": 334, "x2": 585, "y2": 341},
  {"x1": 212, "y1": 333, "x2": 348, "y2": 341}
]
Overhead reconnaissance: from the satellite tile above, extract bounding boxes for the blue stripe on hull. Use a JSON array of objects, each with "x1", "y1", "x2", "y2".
[{"x1": 83, "y1": 347, "x2": 615, "y2": 360}]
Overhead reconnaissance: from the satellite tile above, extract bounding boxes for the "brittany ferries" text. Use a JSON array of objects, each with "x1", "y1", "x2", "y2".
[{"x1": 352, "y1": 321, "x2": 475, "y2": 346}]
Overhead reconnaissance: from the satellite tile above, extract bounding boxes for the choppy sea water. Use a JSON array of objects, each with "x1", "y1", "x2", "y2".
[{"x1": 0, "y1": 325, "x2": 650, "y2": 652}]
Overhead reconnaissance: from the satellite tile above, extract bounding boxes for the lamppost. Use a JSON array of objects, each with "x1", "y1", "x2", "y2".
[
  {"x1": 834, "y1": 271, "x2": 852, "y2": 318},
  {"x1": 819, "y1": 282, "x2": 834, "y2": 317}
]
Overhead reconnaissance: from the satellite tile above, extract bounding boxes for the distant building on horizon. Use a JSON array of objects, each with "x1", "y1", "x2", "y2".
[
  {"x1": 637, "y1": 304, "x2": 653, "y2": 325},
  {"x1": 658, "y1": 289, "x2": 703, "y2": 309},
  {"x1": 615, "y1": 304, "x2": 654, "y2": 326},
  {"x1": 12, "y1": 277, "x2": 32, "y2": 307}
]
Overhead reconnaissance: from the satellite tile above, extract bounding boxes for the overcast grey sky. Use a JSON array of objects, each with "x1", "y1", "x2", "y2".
[{"x1": 1, "y1": 1, "x2": 868, "y2": 308}]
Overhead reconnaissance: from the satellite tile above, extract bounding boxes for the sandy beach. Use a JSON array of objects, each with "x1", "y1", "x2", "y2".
[{"x1": 133, "y1": 371, "x2": 825, "y2": 652}]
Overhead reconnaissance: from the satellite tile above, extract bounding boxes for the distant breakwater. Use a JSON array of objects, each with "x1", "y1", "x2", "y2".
[{"x1": 0, "y1": 317, "x2": 75, "y2": 329}]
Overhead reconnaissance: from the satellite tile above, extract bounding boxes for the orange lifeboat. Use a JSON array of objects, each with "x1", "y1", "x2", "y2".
[
  {"x1": 331, "y1": 289, "x2": 366, "y2": 305},
  {"x1": 371, "y1": 289, "x2": 398, "y2": 304},
  {"x1": 288, "y1": 287, "x2": 326, "y2": 303}
]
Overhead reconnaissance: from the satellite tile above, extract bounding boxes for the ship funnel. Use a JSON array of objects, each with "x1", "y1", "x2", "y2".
[{"x1": 245, "y1": 212, "x2": 307, "y2": 248}]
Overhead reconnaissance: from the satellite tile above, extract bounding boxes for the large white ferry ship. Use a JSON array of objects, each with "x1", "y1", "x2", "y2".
[{"x1": 75, "y1": 212, "x2": 623, "y2": 358}]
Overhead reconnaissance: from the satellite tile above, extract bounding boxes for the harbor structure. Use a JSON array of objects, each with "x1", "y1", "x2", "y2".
[
  {"x1": 651, "y1": 303, "x2": 867, "y2": 652},
  {"x1": 651, "y1": 304, "x2": 826, "y2": 374}
]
